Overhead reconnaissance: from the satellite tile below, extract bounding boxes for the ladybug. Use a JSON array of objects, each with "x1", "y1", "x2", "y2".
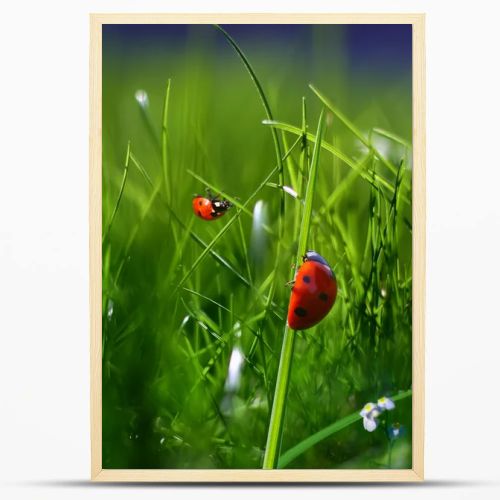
[
  {"x1": 287, "y1": 250, "x2": 337, "y2": 330},
  {"x1": 192, "y1": 191, "x2": 232, "y2": 221}
]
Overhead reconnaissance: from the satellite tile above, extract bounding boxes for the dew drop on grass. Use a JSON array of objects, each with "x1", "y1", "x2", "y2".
[
  {"x1": 180, "y1": 315, "x2": 190, "y2": 329},
  {"x1": 224, "y1": 322, "x2": 244, "y2": 393},
  {"x1": 107, "y1": 299, "x2": 114, "y2": 320},
  {"x1": 134, "y1": 89, "x2": 149, "y2": 109},
  {"x1": 282, "y1": 185, "x2": 298, "y2": 198},
  {"x1": 221, "y1": 323, "x2": 245, "y2": 415},
  {"x1": 249, "y1": 200, "x2": 269, "y2": 271},
  {"x1": 225, "y1": 347, "x2": 244, "y2": 393}
]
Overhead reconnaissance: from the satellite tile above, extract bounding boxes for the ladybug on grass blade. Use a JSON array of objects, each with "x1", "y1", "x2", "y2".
[
  {"x1": 192, "y1": 190, "x2": 232, "y2": 221},
  {"x1": 287, "y1": 250, "x2": 337, "y2": 330}
]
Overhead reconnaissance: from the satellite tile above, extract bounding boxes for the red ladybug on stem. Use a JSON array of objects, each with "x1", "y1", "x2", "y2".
[
  {"x1": 192, "y1": 190, "x2": 232, "y2": 221},
  {"x1": 287, "y1": 250, "x2": 337, "y2": 330}
]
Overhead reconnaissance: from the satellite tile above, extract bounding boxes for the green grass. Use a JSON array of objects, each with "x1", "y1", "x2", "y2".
[{"x1": 102, "y1": 24, "x2": 413, "y2": 469}]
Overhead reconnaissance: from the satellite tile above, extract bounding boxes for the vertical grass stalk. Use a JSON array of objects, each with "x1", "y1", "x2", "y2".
[
  {"x1": 161, "y1": 79, "x2": 172, "y2": 201},
  {"x1": 103, "y1": 140, "x2": 131, "y2": 242},
  {"x1": 263, "y1": 109, "x2": 325, "y2": 469}
]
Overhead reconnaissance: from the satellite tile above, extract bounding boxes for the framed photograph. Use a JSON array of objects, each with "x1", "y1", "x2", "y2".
[{"x1": 90, "y1": 13, "x2": 425, "y2": 482}]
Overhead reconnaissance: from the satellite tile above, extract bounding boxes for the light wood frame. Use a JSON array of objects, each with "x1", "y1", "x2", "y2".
[{"x1": 90, "y1": 13, "x2": 425, "y2": 482}]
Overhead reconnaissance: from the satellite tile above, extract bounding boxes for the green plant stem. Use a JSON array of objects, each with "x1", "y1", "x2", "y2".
[
  {"x1": 215, "y1": 25, "x2": 289, "y2": 375},
  {"x1": 103, "y1": 141, "x2": 130, "y2": 242},
  {"x1": 278, "y1": 389, "x2": 412, "y2": 468},
  {"x1": 262, "y1": 323, "x2": 295, "y2": 468},
  {"x1": 263, "y1": 119, "x2": 401, "y2": 198},
  {"x1": 263, "y1": 109, "x2": 325, "y2": 469},
  {"x1": 175, "y1": 135, "x2": 301, "y2": 292},
  {"x1": 161, "y1": 79, "x2": 172, "y2": 201},
  {"x1": 309, "y1": 83, "x2": 399, "y2": 176},
  {"x1": 293, "y1": 97, "x2": 309, "y2": 239},
  {"x1": 214, "y1": 25, "x2": 284, "y2": 181}
]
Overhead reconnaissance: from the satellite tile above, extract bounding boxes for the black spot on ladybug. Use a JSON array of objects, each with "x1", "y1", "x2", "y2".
[
  {"x1": 303, "y1": 275, "x2": 311, "y2": 283},
  {"x1": 199, "y1": 200, "x2": 203, "y2": 206},
  {"x1": 319, "y1": 292, "x2": 328, "y2": 302},
  {"x1": 294, "y1": 307, "x2": 307, "y2": 317},
  {"x1": 197, "y1": 210, "x2": 202, "y2": 217}
]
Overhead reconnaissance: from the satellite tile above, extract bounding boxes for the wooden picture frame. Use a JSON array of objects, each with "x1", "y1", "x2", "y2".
[{"x1": 90, "y1": 13, "x2": 425, "y2": 482}]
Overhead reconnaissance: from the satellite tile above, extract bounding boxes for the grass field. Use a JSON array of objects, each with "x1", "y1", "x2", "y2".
[{"x1": 101, "y1": 24, "x2": 413, "y2": 469}]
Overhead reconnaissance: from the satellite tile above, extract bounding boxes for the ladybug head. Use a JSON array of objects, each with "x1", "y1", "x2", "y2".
[
  {"x1": 304, "y1": 250, "x2": 330, "y2": 267},
  {"x1": 304, "y1": 250, "x2": 335, "y2": 279}
]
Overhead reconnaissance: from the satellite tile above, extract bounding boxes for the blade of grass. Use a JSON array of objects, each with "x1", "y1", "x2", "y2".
[
  {"x1": 314, "y1": 153, "x2": 372, "y2": 222},
  {"x1": 175, "y1": 135, "x2": 301, "y2": 293},
  {"x1": 128, "y1": 147, "x2": 287, "y2": 322},
  {"x1": 186, "y1": 168, "x2": 276, "y2": 237},
  {"x1": 113, "y1": 183, "x2": 161, "y2": 287},
  {"x1": 293, "y1": 97, "x2": 309, "y2": 239},
  {"x1": 214, "y1": 24, "x2": 285, "y2": 243},
  {"x1": 262, "y1": 119, "x2": 399, "y2": 198},
  {"x1": 237, "y1": 216, "x2": 253, "y2": 285},
  {"x1": 182, "y1": 287, "x2": 273, "y2": 352},
  {"x1": 128, "y1": 150, "x2": 250, "y2": 288},
  {"x1": 263, "y1": 109, "x2": 326, "y2": 469},
  {"x1": 161, "y1": 79, "x2": 172, "y2": 200},
  {"x1": 281, "y1": 130, "x2": 298, "y2": 192},
  {"x1": 278, "y1": 389, "x2": 412, "y2": 468},
  {"x1": 103, "y1": 141, "x2": 131, "y2": 242},
  {"x1": 309, "y1": 83, "x2": 399, "y2": 176},
  {"x1": 214, "y1": 24, "x2": 284, "y2": 181},
  {"x1": 215, "y1": 26, "x2": 289, "y2": 373},
  {"x1": 372, "y1": 127, "x2": 412, "y2": 149}
]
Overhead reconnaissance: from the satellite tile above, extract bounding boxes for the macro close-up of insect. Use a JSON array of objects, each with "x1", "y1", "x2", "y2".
[
  {"x1": 192, "y1": 190, "x2": 233, "y2": 221},
  {"x1": 287, "y1": 251, "x2": 337, "y2": 330},
  {"x1": 99, "y1": 20, "x2": 417, "y2": 475}
]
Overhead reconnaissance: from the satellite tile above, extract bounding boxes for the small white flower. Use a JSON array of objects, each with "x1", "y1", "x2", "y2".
[
  {"x1": 360, "y1": 402, "x2": 380, "y2": 418},
  {"x1": 360, "y1": 402, "x2": 381, "y2": 433},
  {"x1": 377, "y1": 396, "x2": 395, "y2": 411},
  {"x1": 363, "y1": 416, "x2": 378, "y2": 432}
]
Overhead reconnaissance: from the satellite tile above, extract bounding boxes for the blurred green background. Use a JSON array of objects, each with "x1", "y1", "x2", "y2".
[{"x1": 102, "y1": 24, "x2": 413, "y2": 469}]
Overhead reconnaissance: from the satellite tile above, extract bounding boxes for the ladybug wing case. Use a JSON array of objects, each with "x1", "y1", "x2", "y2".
[{"x1": 287, "y1": 261, "x2": 337, "y2": 330}]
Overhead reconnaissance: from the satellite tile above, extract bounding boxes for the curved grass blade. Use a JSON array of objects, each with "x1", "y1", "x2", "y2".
[
  {"x1": 103, "y1": 141, "x2": 131, "y2": 242},
  {"x1": 278, "y1": 389, "x2": 412, "y2": 468},
  {"x1": 263, "y1": 119, "x2": 399, "y2": 197},
  {"x1": 182, "y1": 287, "x2": 274, "y2": 353},
  {"x1": 175, "y1": 167, "x2": 277, "y2": 292},
  {"x1": 128, "y1": 150, "x2": 250, "y2": 288},
  {"x1": 314, "y1": 153, "x2": 372, "y2": 221},
  {"x1": 175, "y1": 135, "x2": 301, "y2": 293},
  {"x1": 186, "y1": 168, "x2": 276, "y2": 237},
  {"x1": 214, "y1": 24, "x2": 284, "y2": 179},
  {"x1": 128, "y1": 149, "x2": 287, "y2": 322},
  {"x1": 309, "y1": 83, "x2": 399, "y2": 176},
  {"x1": 372, "y1": 127, "x2": 412, "y2": 149},
  {"x1": 215, "y1": 26, "x2": 288, "y2": 354},
  {"x1": 263, "y1": 109, "x2": 326, "y2": 469},
  {"x1": 161, "y1": 78, "x2": 172, "y2": 200},
  {"x1": 293, "y1": 97, "x2": 309, "y2": 238}
]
